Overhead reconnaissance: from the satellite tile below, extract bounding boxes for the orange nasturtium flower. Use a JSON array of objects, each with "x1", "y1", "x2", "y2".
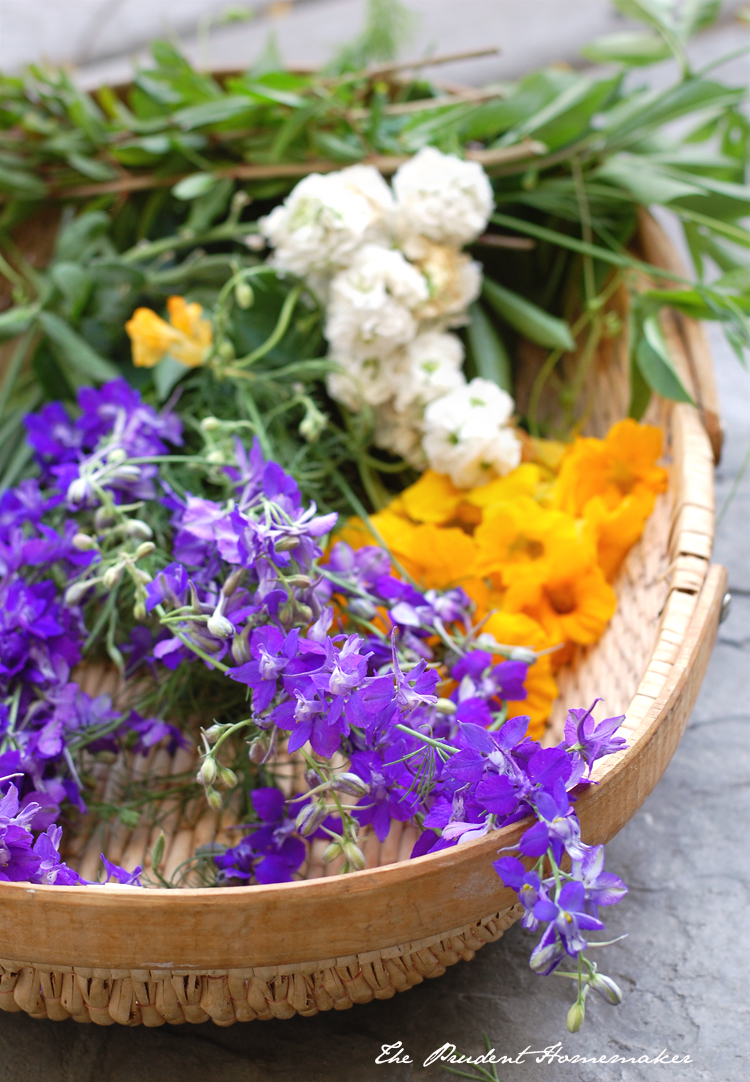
[
  {"x1": 472, "y1": 496, "x2": 581, "y2": 583},
  {"x1": 125, "y1": 296, "x2": 213, "y2": 369},
  {"x1": 553, "y1": 418, "x2": 668, "y2": 580},
  {"x1": 502, "y1": 541, "x2": 616, "y2": 647}
]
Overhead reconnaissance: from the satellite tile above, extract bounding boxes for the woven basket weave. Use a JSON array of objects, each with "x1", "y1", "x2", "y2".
[{"x1": 0, "y1": 214, "x2": 726, "y2": 1026}]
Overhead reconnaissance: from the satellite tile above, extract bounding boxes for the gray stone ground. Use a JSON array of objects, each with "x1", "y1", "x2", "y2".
[{"x1": 1, "y1": 5, "x2": 750, "y2": 1081}]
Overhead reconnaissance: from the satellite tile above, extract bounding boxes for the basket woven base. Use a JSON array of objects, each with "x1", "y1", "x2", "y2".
[{"x1": 0, "y1": 904, "x2": 524, "y2": 1025}]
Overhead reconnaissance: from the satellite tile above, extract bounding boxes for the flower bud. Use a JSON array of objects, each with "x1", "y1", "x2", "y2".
[
  {"x1": 132, "y1": 568, "x2": 152, "y2": 586},
  {"x1": 244, "y1": 232, "x2": 266, "y2": 251},
  {"x1": 107, "y1": 448, "x2": 127, "y2": 465},
  {"x1": 435, "y1": 697, "x2": 457, "y2": 715},
  {"x1": 65, "y1": 580, "x2": 93, "y2": 606},
  {"x1": 509, "y1": 646, "x2": 537, "y2": 665},
  {"x1": 274, "y1": 536, "x2": 300, "y2": 552},
  {"x1": 125, "y1": 520, "x2": 153, "y2": 540},
  {"x1": 217, "y1": 767, "x2": 238, "y2": 789},
  {"x1": 295, "y1": 802, "x2": 329, "y2": 837},
  {"x1": 218, "y1": 341, "x2": 235, "y2": 361},
  {"x1": 133, "y1": 541, "x2": 155, "y2": 560},
  {"x1": 588, "y1": 973, "x2": 622, "y2": 1006},
  {"x1": 223, "y1": 567, "x2": 245, "y2": 596},
  {"x1": 231, "y1": 627, "x2": 252, "y2": 665},
  {"x1": 204, "y1": 723, "x2": 225, "y2": 745},
  {"x1": 102, "y1": 563, "x2": 124, "y2": 589},
  {"x1": 199, "y1": 758, "x2": 218, "y2": 787},
  {"x1": 348, "y1": 597, "x2": 376, "y2": 620},
  {"x1": 286, "y1": 574, "x2": 312, "y2": 588},
  {"x1": 235, "y1": 280, "x2": 254, "y2": 309},
  {"x1": 133, "y1": 601, "x2": 146, "y2": 621},
  {"x1": 72, "y1": 533, "x2": 97, "y2": 551},
  {"x1": 342, "y1": 841, "x2": 366, "y2": 870},
  {"x1": 248, "y1": 733, "x2": 272, "y2": 764},
  {"x1": 322, "y1": 841, "x2": 343, "y2": 863},
  {"x1": 94, "y1": 507, "x2": 115, "y2": 530},
  {"x1": 298, "y1": 399, "x2": 327, "y2": 443},
  {"x1": 206, "y1": 449, "x2": 226, "y2": 465},
  {"x1": 66, "y1": 477, "x2": 89, "y2": 505},
  {"x1": 201, "y1": 416, "x2": 222, "y2": 433},
  {"x1": 207, "y1": 612, "x2": 235, "y2": 639},
  {"x1": 331, "y1": 772, "x2": 369, "y2": 798},
  {"x1": 304, "y1": 768, "x2": 324, "y2": 789},
  {"x1": 566, "y1": 1000, "x2": 586, "y2": 1033},
  {"x1": 207, "y1": 788, "x2": 223, "y2": 811}
]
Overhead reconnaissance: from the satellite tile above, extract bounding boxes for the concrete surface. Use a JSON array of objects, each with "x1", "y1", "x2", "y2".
[{"x1": 1, "y1": 4, "x2": 750, "y2": 1081}]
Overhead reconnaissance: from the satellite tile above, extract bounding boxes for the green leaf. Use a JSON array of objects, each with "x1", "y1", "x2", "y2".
[
  {"x1": 313, "y1": 131, "x2": 366, "y2": 162},
  {"x1": 482, "y1": 278, "x2": 575, "y2": 351},
  {"x1": 612, "y1": 0, "x2": 676, "y2": 34},
  {"x1": 172, "y1": 172, "x2": 219, "y2": 200},
  {"x1": 38, "y1": 310, "x2": 119, "y2": 384},
  {"x1": 0, "y1": 165, "x2": 47, "y2": 200},
  {"x1": 635, "y1": 315, "x2": 695, "y2": 403},
  {"x1": 0, "y1": 304, "x2": 38, "y2": 343},
  {"x1": 153, "y1": 355, "x2": 190, "y2": 401},
  {"x1": 680, "y1": 0, "x2": 721, "y2": 38},
  {"x1": 581, "y1": 31, "x2": 672, "y2": 66},
  {"x1": 172, "y1": 95, "x2": 261, "y2": 130},
  {"x1": 467, "y1": 302, "x2": 513, "y2": 393},
  {"x1": 54, "y1": 211, "x2": 110, "y2": 263},
  {"x1": 597, "y1": 153, "x2": 704, "y2": 204},
  {"x1": 50, "y1": 262, "x2": 93, "y2": 321},
  {"x1": 65, "y1": 153, "x2": 117, "y2": 182},
  {"x1": 629, "y1": 345, "x2": 653, "y2": 419}
]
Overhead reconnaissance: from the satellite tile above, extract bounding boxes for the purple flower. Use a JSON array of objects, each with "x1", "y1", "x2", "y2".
[
  {"x1": 349, "y1": 748, "x2": 420, "y2": 842},
  {"x1": 145, "y1": 562, "x2": 190, "y2": 613},
  {"x1": 101, "y1": 855, "x2": 143, "y2": 886},
  {"x1": 215, "y1": 787, "x2": 305, "y2": 884},
  {"x1": 519, "y1": 779, "x2": 587, "y2": 864},
  {"x1": 228, "y1": 626, "x2": 301, "y2": 711},
  {"x1": 564, "y1": 701, "x2": 627, "y2": 773},
  {"x1": 493, "y1": 856, "x2": 548, "y2": 930},
  {"x1": 571, "y1": 845, "x2": 628, "y2": 915},
  {"x1": 531, "y1": 881, "x2": 605, "y2": 970},
  {"x1": 452, "y1": 651, "x2": 528, "y2": 706}
]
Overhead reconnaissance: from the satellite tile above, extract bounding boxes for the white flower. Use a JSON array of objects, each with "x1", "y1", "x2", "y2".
[
  {"x1": 259, "y1": 165, "x2": 393, "y2": 276},
  {"x1": 326, "y1": 353, "x2": 396, "y2": 412},
  {"x1": 325, "y1": 244, "x2": 427, "y2": 361},
  {"x1": 393, "y1": 331, "x2": 466, "y2": 412},
  {"x1": 402, "y1": 236, "x2": 482, "y2": 326},
  {"x1": 392, "y1": 147, "x2": 494, "y2": 248},
  {"x1": 422, "y1": 377, "x2": 521, "y2": 489},
  {"x1": 372, "y1": 401, "x2": 427, "y2": 469}
]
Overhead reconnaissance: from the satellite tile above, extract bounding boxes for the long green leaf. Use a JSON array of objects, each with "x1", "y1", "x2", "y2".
[
  {"x1": 636, "y1": 315, "x2": 694, "y2": 403},
  {"x1": 38, "y1": 311, "x2": 119, "y2": 383},
  {"x1": 0, "y1": 304, "x2": 38, "y2": 343},
  {"x1": 581, "y1": 31, "x2": 672, "y2": 66},
  {"x1": 467, "y1": 302, "x2": 513, "y2": 393},
  {"x1": 482, "y1": 278, "x2": 575, "y2": 351}
]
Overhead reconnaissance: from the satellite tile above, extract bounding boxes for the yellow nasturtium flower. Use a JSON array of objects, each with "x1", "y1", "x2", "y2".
[{"x1": 125, "y1": 296, "x2": 213, "y2": 369}]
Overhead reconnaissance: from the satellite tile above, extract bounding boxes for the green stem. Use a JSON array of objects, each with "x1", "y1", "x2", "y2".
[{"x1": 232, "y1": 283, "x2": 303, "y2": 369}]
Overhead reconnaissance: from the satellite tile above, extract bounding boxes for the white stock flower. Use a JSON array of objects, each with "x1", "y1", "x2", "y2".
[
  {"x1": 402, "y1": 236, "x2": 482, "y2": 326},
  {"x1": 372, "y1": 401, "x2": 427, "y2": 469},
  {"x1": 393, "y1": 331, "x2": 466, "y2": 412},
  {"x1": 325, "y1": 244, "x2": 427, "y2": 361},
  {"x1": 392, "y1": 147, "x2": 494, "y2": 248},
  {"x1": 259, "y1": 165, "x2": 393, "y2": 276},
  {"x1": 422, "y1": 377, "x2": 521, "y2": 489},
  {"x1": 326, "y1": 353, "x2": 396, "y2": 412}
]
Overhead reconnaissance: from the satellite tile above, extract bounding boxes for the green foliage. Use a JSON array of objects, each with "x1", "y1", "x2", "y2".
[{"x1": 0, "y1": 0, "x2": 748, "y2": 465}]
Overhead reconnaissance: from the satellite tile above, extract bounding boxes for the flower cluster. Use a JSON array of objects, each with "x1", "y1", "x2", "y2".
[
  {"x1": 340, "y1": 418, "x2": 668, "y2": 732},
  {"x1": 260, "y1": 148, "x2": 521, "y2": 484}
]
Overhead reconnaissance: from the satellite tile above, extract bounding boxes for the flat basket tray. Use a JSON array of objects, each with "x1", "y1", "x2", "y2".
[{"x1": 0, "y1": 213, "x2": 726, "y2": 1027}]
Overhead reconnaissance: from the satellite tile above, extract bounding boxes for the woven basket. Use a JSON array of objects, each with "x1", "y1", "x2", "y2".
[{"x1": 0, "y1": 212, "x2": 726, "y2": 1027}]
